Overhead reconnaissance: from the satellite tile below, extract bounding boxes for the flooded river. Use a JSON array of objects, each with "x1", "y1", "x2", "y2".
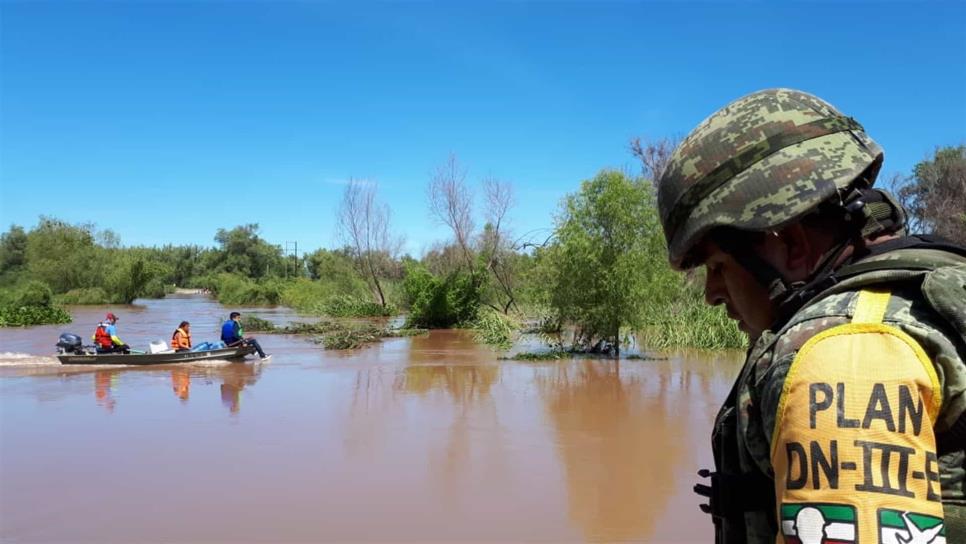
[{"x1": 0, "y1": 294, "x2": 743, "y2": 542}]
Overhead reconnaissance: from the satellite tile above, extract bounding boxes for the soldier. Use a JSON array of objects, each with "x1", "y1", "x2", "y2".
[{"x1": 656, "y1": 88, "x2": 965, "y2": 543}]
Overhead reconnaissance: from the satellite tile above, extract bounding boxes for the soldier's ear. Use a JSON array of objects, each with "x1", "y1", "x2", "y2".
[{"x1": 774, "y1": 224, "x2": 814, "y2": 280}]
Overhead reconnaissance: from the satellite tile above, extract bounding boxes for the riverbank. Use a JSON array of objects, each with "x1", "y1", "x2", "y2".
[{"x1": 0, "y1": 293, "x2": 742, "y2": 542}]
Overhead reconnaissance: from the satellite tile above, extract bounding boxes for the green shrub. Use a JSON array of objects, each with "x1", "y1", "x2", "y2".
[
  {"x1": 209, "y1": 273, "x2": 283, "y2": 305},
  {"x1": 279, "y1": 278, "x2": 337, "y2": 313},
  {"x1": 11, "y1": 280, "x2": 53, "y2": 307},
  {"x1": 281, "y1": 320, "x2": 341, "y2": 335},
  {"x1": 471, "y1": 308, "x2": 518, "y2": 348},
  {"x1": 321, "y1": 294, "x2": 395, "y2": 317},
  {"x1": 241, "y1": 315, "x2": 277, "y2": 332},
  {"x1": 318, "y1": 323, "x2": 383, "y2": 350},
  {"x1": 0, "y1": 305, "x2": 72, "y2": 327},
  {"x1": 57, "y1": 287, "x2": 112, "y2": 305},
  {"x1": 402, "y1": 263, "x2": 481, "y2": 328},
  {"x1": 142, "y1": 278, "x2": 171, "y2": 299}
]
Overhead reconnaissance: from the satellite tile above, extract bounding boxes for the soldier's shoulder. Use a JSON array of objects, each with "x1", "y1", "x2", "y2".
[{"x1": 773, "y1": 285, "x2": 951, "y2": 354}]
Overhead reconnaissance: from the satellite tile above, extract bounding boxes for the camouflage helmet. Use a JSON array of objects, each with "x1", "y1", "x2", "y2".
[{"x1": 657, "y1": 88, "x2": 884, "y2": 269}]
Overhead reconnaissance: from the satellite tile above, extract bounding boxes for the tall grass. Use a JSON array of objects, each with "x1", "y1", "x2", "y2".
[
  {"x1": 204, "y1": 273, "x2": 284, "y2": 305},
  {"x1": 320, "y1": 294, "x2": 395, "y2": 317},
  {"x1": 637, "y1": 293, "x2": 745, "y2": 350},
  {"x1": 204, "y1": 274, "x2": 398, "y2": 318}
]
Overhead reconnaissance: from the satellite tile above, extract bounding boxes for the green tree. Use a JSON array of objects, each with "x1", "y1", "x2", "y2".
[
  {"x1": 210, "y1": 224, "x2": 284, "y2": 278},
  {"x1": 25, "y1": 217, "x2": 101, "y2": 292},
  {"x1": 0, "y1": 225, "x2": 28, "y2": 275},
  {"x1": 542, "y1": 170, "x2": 670, "y2": 356},
  {"x1": 106, "y1": 255, "x2": 158, "y2": 303},
  {"x1": 402, "y1": 261, "x2": 481, "y2": 328},
  {"x1": 897, "y1": 145, "x2": 966, "y2": 245}
]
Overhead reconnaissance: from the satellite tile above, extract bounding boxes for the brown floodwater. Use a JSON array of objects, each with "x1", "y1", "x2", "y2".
[{"x1": 0, "y1": 294, "x2": 743, "y2": 542}]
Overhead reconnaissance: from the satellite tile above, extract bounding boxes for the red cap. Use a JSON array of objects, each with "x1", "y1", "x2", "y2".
[{"x1": 106, "y1": 312, "x2": 118, "y2": 321}]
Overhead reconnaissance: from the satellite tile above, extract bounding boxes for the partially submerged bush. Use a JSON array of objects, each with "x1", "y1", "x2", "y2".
[
  {"x1": 270, "y1": 319, "x2": 392, "y2": 350},
  {"x1": 500, "y1": 350, "x2": 568, "y2": 361},
  {"x1": 281, "y1": 320, "x2": 342, "y2": 335},
  {"x1": 384, "y1": 328, "x2": 429, "y2": 337},
  {"x1": 241, "y1": 315, "x2": 277, "y2": 332},
  {"x1": 0, "y1": 281, "x2": 72, "y2": 327},
  {"x1": 318, "y1": 323, "x2": 383, "y2": 350},
  {"x1": 8, "y1": 280, "x2": 53, "y2": 307},
  {"x1": 321, "y1": 294, "x2": 395, "y2": 317},
  {"x1": 402, "y1": 263, "x2": 481, "y2": 328},
  {"x1": 470, "y1": 309, "x2": 518, "y2": 348},
  {"x1": 0, "y1": 305, "x2": 72, "y2": 327}
]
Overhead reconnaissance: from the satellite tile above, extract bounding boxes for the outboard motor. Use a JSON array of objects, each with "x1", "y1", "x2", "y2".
[{"x1": 56, "y1": 333, "x2": 83, "y2": 354}]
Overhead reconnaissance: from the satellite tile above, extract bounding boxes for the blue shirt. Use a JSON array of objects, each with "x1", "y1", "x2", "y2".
[{"x1": 221, "y1": 320, "x2": 242, "y2": 344}]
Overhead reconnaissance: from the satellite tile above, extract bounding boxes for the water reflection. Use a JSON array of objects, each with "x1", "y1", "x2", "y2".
[
  {"x1": 89, "y1": 363, "x2": 263, "y2": 414},
  {"x1": 219, "y1": 363, "x2": 260, "y2": 414},
  {"x1": 172, "y1": 368, "x2": 190, "y2": 402},
  {"x1": 395, "y1": 330, "x2": 500, "y2": 404},
  {"x1": 94, "y1": 369, "x2": 119, "y2": 412},
  {"x1": 536, "y1": 359, "x2": 698, "y2": 542}
]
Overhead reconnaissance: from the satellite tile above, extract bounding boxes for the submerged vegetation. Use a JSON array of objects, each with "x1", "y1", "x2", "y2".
[
  {"x1": 470, "y1": 309, "x2": 518, "y2": 349},
  {"x1": 0, "y1": 280, "x2": 72, "y2": 327},
  {"x1": 238, "y1": 315, "x2": 419, "y2": 351}
]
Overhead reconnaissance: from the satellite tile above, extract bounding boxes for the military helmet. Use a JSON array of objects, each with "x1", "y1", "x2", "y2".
[{"x1": 657, "y1": 88, "x2": 884, "y2": 269}]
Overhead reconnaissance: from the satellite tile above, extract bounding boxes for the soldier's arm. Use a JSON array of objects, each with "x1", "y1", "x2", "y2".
[{"x1": 757, "y1": 289, "x2": 954, "y2": 543}]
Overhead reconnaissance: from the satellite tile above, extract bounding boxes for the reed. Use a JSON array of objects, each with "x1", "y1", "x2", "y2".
[{"x1": 636, "y1": 295, "x2": 745, "y2": 350}]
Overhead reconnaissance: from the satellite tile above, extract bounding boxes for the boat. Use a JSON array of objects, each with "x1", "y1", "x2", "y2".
[
  {"x1": 57, "y1": 345, "x2": 257, "y2": 366},
  {"x1": 55, "y1": 333, "x2": 258, "y2": 365}
]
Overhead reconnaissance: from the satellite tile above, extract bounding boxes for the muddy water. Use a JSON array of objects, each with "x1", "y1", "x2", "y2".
[{"x1": 0, "y1": 295, "x2": 743, "y2": 542}]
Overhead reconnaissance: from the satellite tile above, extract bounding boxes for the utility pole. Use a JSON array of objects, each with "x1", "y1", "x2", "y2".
[{"x1": 284, "y1": 241, "x2": 299, "y2": 278}]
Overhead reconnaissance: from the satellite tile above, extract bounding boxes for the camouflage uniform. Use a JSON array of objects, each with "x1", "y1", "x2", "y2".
[{"x1": 657, "y1": 89, "x2": 966, "y2": 543}]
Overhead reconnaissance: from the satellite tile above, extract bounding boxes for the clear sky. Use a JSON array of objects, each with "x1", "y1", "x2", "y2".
[{"x1": 2, "y1": 1, "x2": 964, "y2": 256}]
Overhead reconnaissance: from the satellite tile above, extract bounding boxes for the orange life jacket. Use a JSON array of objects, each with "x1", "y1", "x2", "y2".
[
  {"x1": 172, "y1": 328, "x2": 191, "y2": 351},
  {"x1": 94, "y1": 323, "x2": 113, "y2": 349}
]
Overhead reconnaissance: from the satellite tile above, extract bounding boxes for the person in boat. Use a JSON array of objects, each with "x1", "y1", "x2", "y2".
[
  {"x1": 171, "y1": 321, "x2": 192, "y2": 352},
  {"x1": 92, "y1": 312, "x2": 130, "y2": 354},
  {"x1": 221, "y1": 312, "x2": 268, "y2": 359}
]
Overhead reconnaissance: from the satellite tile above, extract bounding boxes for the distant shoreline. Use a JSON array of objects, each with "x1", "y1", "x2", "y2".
[{"x1": 173, "y1": 288, "x2": 207, "y2": 295}]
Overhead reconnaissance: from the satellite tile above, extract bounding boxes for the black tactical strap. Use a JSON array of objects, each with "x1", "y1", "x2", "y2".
[
  {"x1": 937, "y1": 411, "x2": 966, "y2": 456},
  {"x1": 694, "y1": 468, "x2": 775, "y2": 519}
]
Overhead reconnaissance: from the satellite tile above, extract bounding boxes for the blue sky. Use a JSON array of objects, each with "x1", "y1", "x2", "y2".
[{"x1": 2, "y1": 1, "x2": 964, "y2": 256}]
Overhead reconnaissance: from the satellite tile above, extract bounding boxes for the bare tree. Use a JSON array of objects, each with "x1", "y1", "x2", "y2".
[
  {"x1": 428, "y1": 154, "x2": 476, "y2": 270},
  {"x1": 884, "y1": 172, "x2": 923, "y2": 234},
  {"x1": 887, "y1": 146, "x2": 966, "y2": 244},
  {"x1": 337, "y1": 179, "x2": 401, "y2": 308},
  {"x1": 630, "y1": 136, "x2": 680, "y2": 184},
  {"x1": 480, "y1": 178, "x2": 519, "y2": 313}
]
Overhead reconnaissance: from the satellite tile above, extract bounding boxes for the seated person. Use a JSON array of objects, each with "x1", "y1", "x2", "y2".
[
  {"x1": 221, "y1": 311, "x2": 268, "y2": 359},
  {"x1": 171, "y1": 321, "x2": 192, "y2": 352},
  {"x1": 93, "y1": 312, "x2": 131, "y2": 354}
]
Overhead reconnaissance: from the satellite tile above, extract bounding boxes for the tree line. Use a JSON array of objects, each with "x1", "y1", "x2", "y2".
[{"x1": 2, "y1": 144, "x2": 962, "y2": 351}]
